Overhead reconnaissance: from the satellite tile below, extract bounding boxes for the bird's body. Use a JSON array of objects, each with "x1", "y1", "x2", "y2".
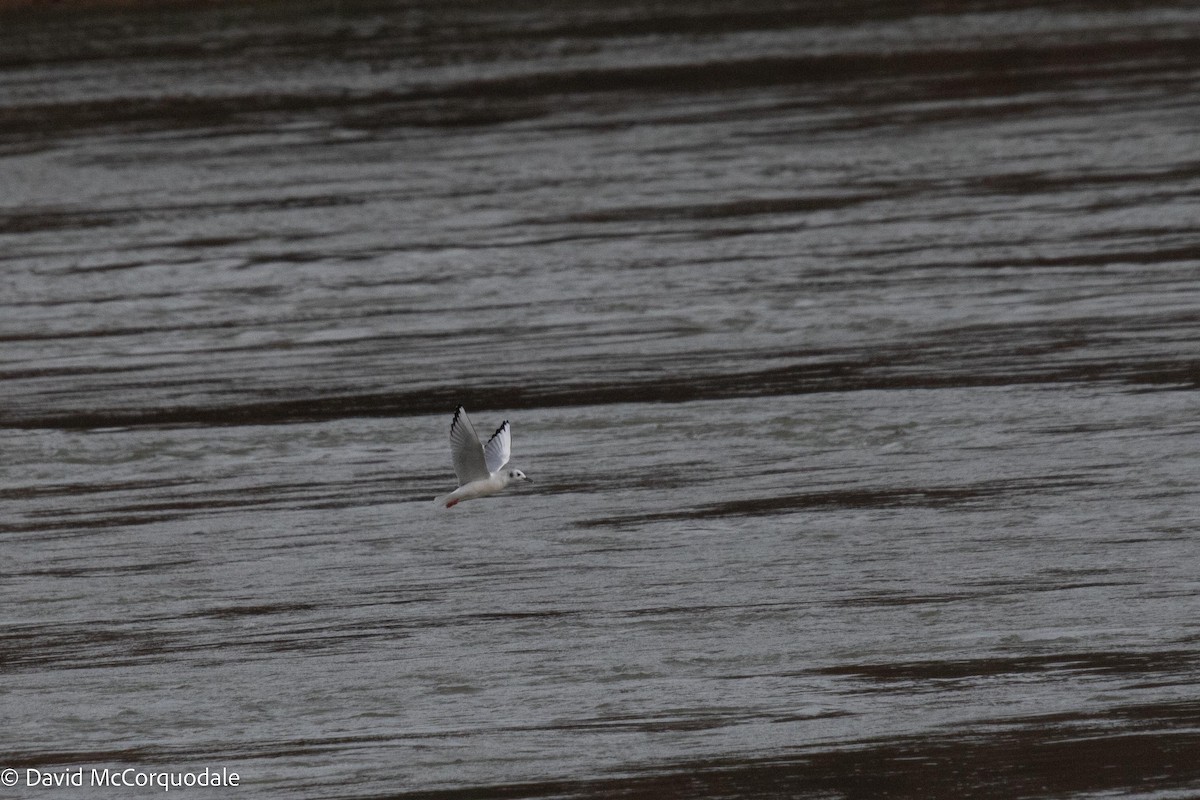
[
  {"x1": 437, "y1": 472, "x2": 517, "y2": 508},
  {"x1": 435, "y1": 406, "x2": 531, "y2": 508}
]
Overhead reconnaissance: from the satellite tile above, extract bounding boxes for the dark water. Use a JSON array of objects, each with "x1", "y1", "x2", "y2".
[{"x1": 3, "y1": 1, "x2": 1200, "y2": 797}]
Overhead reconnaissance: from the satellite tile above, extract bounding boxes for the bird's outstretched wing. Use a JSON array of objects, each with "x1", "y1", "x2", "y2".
[
  {"x1": 449, "y1": 406, "x2": 490, "y2": 485},
  {"x1": 483, "y1": 420, "x2": 511, "y2": 474}
]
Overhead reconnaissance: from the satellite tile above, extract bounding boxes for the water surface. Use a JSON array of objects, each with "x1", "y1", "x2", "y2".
[{"x1": 3, "y1": 1, "x2": 1200, "y2": 797}]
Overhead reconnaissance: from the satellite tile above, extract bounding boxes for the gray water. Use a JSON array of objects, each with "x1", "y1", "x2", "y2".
[{"x1": 3, "y1": 1, "x2": 1200, "y2": 797}]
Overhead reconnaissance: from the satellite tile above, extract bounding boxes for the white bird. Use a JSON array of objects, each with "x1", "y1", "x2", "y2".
[{"x1": 434, "y1": 406, "x2": 532, "y2": 508}]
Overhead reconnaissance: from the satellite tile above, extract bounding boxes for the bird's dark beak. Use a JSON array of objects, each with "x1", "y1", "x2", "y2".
[{"x1": 524, "y1": 476, "x2": 533, "y2": 483}]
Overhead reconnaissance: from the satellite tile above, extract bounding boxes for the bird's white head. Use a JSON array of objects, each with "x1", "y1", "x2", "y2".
[{"x1": 507, "y1": 469, "x2": 532, "y2": 483}]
